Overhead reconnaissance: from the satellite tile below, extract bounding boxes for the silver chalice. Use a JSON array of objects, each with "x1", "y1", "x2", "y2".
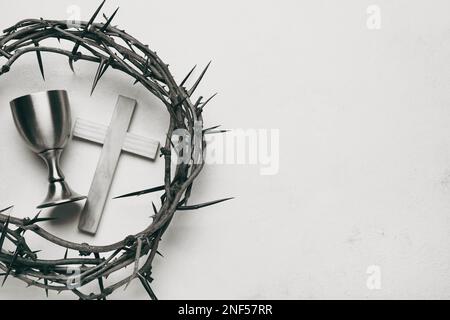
[{"x1": 10, "y1": 90, "x2": 86, "y2": 209}]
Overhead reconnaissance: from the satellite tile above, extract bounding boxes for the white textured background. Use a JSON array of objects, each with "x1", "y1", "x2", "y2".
[{"x1": 1, "y1": 0, "x2": 450, "y2": 299}]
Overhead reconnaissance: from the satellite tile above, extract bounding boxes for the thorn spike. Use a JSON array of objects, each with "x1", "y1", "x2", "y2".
[
  {"x1": 188, "y1": 61, "x2": 211, "y2": 96},
  {"x1": 33, "y1": 41, "x2": 45, "y2": 80},
  {"x1": 177, "y1": 197, "x2": 234, "y2": 211},
  {"x1": 180, "y1": 65, "x2": 197, "y2": 87},
  {"x1": 203, "y1": 125, "x2": 222, "y2": 133},
  {"x1": 0, "y1": 215, "x2": 11, "y2": 250},
  {"x1": 32, "y1": 210, "x2": 42, "y2": 221},
  {"x1": 114, "y1": 185, "x2": 165, "y2": 199},
  {"x1": 138, "y1": 273, "x2": 158, "y2": 300},
  {"x1": 44, "y1": 279, "x2": 49, "y2": 298},
  {"x1": 90, "y1": 59, "x2": 109, "y2": 96},
  {"x1": 88, "y1": 0, "x2": 106, "y2": 28},
  {"x1": 199, "y1": 93, "x2": 218, "y2": 111},
  {"x1": 2, "y1": 245, "x2": 19, "y2": 286},
  {"x1": 70, "y1": 0, "x2": 106, "y2": 58},
  {"x1": 100, "y1": 7, "x2": 119, "y2": 32},
  {"x1": 0, "y1": 206, "x2": 13, "y2": 214}
]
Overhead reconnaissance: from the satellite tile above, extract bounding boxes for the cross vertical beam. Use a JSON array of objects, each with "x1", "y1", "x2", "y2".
[{"x1": 78, "y1": 96, "x2": 136, "y2": 235}]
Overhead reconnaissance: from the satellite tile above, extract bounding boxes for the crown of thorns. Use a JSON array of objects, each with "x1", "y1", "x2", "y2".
[{"x1": 0, "y1": 1, "x2": 230, "y2": 300}]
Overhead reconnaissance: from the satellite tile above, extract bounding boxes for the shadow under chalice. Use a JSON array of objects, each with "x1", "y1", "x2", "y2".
[{"x1": 46, "y1": 201, "x2": 84, "y2": 227}]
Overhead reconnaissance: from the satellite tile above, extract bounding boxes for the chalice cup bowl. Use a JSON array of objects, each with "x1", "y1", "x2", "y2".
[{"x1": 10, "y1": 90, "x2": 86, "y2": 209}]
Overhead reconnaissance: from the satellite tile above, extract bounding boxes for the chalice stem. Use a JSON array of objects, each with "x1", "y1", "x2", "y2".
[
  {"x1": 39, "y1": 149, "x2": 65, "y2": 182},
  {"x1": 36, "y1": 148, "x2": 85, "y2": 209}
]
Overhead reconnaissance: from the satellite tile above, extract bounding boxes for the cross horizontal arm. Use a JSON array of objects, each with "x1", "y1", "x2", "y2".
[{"x1": 73, "y1": 118, "x2": 160, "y2": 160}]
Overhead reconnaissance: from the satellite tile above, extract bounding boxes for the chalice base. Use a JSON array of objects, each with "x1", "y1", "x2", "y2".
[{"x1": 38, "y1": 181, "x2": 87, "y2": 209}]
